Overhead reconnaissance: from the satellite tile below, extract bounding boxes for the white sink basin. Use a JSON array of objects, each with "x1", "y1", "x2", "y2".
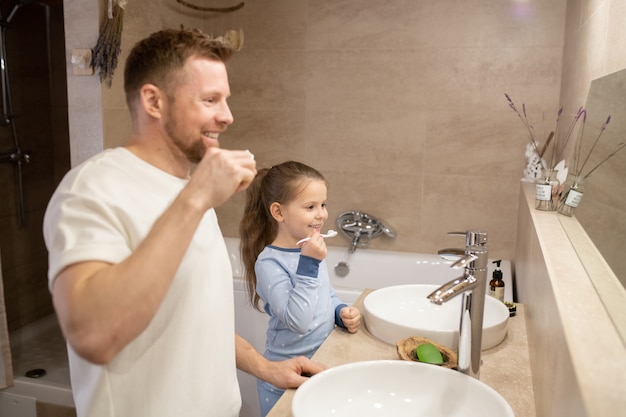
[
  {"x1": 363, "y1": 284, "x2": 509, "y2": 350},
  {"x1": 292, "y1": 360, "x2": 514, "y2": 417}
]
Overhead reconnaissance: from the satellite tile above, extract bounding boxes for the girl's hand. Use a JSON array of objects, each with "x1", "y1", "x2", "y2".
[
  {"x1": 340, "y1": 306, "x2": 361, "y2": 333},
  {"x1": 300, "y1": 232, "x2": 327, "y2": 260}
]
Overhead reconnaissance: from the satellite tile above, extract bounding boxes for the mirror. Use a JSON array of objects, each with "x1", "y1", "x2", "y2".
[{"x1": 559, "y1": 68, "x2": 626, "y2": 342}]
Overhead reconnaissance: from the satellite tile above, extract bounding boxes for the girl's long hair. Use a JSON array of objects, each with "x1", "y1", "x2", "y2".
[{"x1": 239, "y1": 161, "x2": 327, "y2": 311}]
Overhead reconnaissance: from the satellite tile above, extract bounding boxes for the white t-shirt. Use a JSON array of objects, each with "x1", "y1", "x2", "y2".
[{"x1": 43, "y1": 148, "x2": 241, "y2": 417}]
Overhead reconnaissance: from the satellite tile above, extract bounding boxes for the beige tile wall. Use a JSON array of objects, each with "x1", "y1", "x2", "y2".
[
  {"x1": 559, "y1": 0, "x2": 626, "y2": 287},
  {"x1": 516, "y1": 183, "x2": 626, "y2": 417},
  {"x1": 89, "y1": 0, "x2": 568, "y2": 263},
  {"x1": 517, "y1": 2, "x2": 626, "y2": 404}
]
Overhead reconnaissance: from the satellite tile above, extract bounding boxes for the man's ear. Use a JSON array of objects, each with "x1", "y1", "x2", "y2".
[
  {"x1": 139, "y1": 84, "x2": 164, "y2": 119},
  {"x1": 269, "y1": 202, "x2": 284, "y2": 222}
]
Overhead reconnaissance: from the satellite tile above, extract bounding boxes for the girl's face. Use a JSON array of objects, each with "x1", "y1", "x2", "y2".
[{"x1": 273, "y1": 179, "x2": 328, "y2": 246}]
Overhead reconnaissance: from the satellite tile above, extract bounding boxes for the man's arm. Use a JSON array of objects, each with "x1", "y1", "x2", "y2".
[
  {"x1": 235, "y1": 333, "x2": 327, "y2": 389},
  {"x1": 51, "y1": 148, "x2": 255, "y2": 364}
]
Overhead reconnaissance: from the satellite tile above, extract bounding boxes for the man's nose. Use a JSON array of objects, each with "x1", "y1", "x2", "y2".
[{"x1": 217, "y1": 102, "x2": 234, "y2": 125}]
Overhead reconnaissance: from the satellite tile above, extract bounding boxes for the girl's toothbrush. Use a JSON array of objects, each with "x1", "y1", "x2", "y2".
[{"x1": 296, "y1": 230, "x2": 338, "y2": 245}]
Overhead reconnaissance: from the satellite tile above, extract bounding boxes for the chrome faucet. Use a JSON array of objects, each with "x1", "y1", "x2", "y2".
[
  {"x1": 427, "y1": 230, "x2": 488, "y2": 379},
  {"x1": 437, "y1": 230, "x2": 487, "y2": 260}
]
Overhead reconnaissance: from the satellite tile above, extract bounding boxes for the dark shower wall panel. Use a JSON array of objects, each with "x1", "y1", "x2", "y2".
[{"x1": 0, "y1": 1, "x2": 70, "y2": 332}]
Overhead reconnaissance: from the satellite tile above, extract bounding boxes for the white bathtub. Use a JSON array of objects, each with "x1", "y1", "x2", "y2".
[
  {"x1": 225, "y1": 237, "x2": 513, "y2": 417},
  {"x1": 224, "y1": 237, "x2": 513, "y2": 300}
]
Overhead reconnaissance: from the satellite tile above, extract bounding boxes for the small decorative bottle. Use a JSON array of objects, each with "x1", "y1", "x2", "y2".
[
  {"x1": 557, "y1": 174, "x2": 585, "y2": 217},
  {"x1": 535, "y1": 168, "x2": 560, "y2": 211},
  {"x1": 489, "y1": 260, "x2": 505, "y2": 303}
]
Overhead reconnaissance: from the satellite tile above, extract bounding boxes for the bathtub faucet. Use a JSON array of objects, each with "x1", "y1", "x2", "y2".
[
  {"x1": 336, "y1": 211, "x2": 396, "y2": 253},
  {"x1": 427, "y1": 229, "x2": 488, "y2": 379}
]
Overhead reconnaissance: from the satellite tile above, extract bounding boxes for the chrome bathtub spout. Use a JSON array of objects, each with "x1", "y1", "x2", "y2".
[
  {"x1": 428, "y1": 230, "x2": 488, "y2": 379},
  {"x1": 350, "y1": 230, "x2": 361, "y2": 253},
  {"x1": 336, "y1": 211, "x2": 396, "y2": 253}
]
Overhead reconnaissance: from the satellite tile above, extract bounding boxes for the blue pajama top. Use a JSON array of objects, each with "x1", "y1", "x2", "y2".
[{"x1": 255, "y1": 245, "x2": 348, "y2": 361}]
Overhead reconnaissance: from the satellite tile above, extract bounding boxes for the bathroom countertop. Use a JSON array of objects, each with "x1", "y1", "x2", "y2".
[{"x1": 266, "y1": 289, "x2": 535, "y2": 417}]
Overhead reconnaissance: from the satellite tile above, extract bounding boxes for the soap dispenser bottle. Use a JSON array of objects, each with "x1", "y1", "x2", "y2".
[{"x1": 489, "y1": 260, "x2": 505, "y2": 302}]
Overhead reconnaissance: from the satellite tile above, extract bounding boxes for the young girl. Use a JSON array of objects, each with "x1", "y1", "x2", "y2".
[{"x1": 240, "y1": 161, "x2": 361, "y2": 416}]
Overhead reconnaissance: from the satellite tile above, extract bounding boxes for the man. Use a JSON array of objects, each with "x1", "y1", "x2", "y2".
[{"x1": 43, "y1": 28, "x2": 324, "y2": 417}]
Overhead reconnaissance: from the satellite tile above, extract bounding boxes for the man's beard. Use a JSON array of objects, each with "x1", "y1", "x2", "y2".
[{"x1": 164, "y1": 116, "x2": 207, "y2": 164}]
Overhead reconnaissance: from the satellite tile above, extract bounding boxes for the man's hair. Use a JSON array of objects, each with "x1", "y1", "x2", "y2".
[{"x1": 123, "y1": 27, "x2": 236, "y2": 112}]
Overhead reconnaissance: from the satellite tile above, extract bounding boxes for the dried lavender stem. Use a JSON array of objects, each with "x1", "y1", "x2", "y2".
[
  {"x1": 572, "y1": 110, "x2": 587, "y2": 175},
  {"x1": 582, "y1": 142, "x2": 625, "y2": 180},
  {"x1": 92, "y1": 1, "x2": 124, "y2": 87},
  {"x1": 556, "y1": 107, "x2": 584, "y2": 158},
  {"x1": 577, "y1": 116, "x2": 611, "y2": 177},
  {"x1": 539, "y1": 131, "x2": 554, "y2": 158},
  {"x1": 548, "y1": 108, "x2": 563, "y2": 171},
  {"x1": 504, "y1": 93, "x2": 542, "y2": 158}
]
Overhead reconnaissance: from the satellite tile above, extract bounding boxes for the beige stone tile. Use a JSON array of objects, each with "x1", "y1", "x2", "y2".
[
  {"x1": 101, "y1": 73, "x2": 127, "y2": 110},
  {"x1": 420, "y1": 174, "x2": 519, "y2": 258},
  {"x1": 203, "y1": 0, "x2": 307, "y2": 50},
  {"x1": 321, "y1": 170, "x2": 423, "y2": 252},
  {"x1": 306, "y1": 0, "x2": 429, "y2": 49},
  {"x1": 581, "y1": 0, "x2": 611, "y2": 23},
  {"x1": 308, "y1": 0, "x2": 565, "y2": 49},
  {"x1": 102, "y1": 108, "x2": 131, "y2": 149},
  {"x1": 419, "y1": 47, "x2": 562, "y2": 107},
  {"x1": 423, "y1": 0, "x2": 566, "y2": 48},
  {"x1": 63, "y1": 0, "x2": 100, "y2": 48},
  {"x1": 423, "y1": 109, "x2": 528, "y2": 178},
  {"x1": 221, "y1": 109, "x2": 307, "y2": 163},
  {"x1": 67, "y1": 99, "x2": 104, "y2": 166},
  {"x1": 304, "y1": 110, "x2": 426, "y2": 175},
  {"x1": 585, "y1": 4, "x2": 611, "y2": 77},
  {"x1": 564, "y1": 0, "x2": 584, "y2": 37},
  {"x1": 306, "y1": 50, "x2": 427, "y2": 112},
  {"x1": 605, "y1": 0, "x2": 626, "y2": 73},
  {"x1": 229, "y1": 49, "x2": 307, "y2": 111}
]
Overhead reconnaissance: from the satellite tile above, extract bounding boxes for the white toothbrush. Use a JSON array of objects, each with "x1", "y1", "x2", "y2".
[{"x1": 297, "y1": 229, "x2": 338, "y2": 245}]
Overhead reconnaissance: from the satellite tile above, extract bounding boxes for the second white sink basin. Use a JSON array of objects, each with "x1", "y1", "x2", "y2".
[
  {"x1": 292, "y1": 360, "x2": 514, "y2": 417},
  {"x1": 363, "y1": 284, "x2": 509, "y2": 350}
]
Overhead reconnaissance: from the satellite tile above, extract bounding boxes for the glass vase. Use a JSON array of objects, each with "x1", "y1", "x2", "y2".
[
  {"x1": 535, "y1": 169, "x2": 560, "y2": 211},
  {"x1": 557, "y1": 174, "x2": 585, "y2": 217}
]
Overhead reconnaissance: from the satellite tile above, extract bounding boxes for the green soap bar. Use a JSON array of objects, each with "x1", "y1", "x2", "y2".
[{"x1": 415, "y1": 343, "x2": 444, "y2": 364}]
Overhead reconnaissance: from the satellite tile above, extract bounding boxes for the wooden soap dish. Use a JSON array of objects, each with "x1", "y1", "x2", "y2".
[{"x1": 396, "y1": 336, "x2": 458, "y2": 370}]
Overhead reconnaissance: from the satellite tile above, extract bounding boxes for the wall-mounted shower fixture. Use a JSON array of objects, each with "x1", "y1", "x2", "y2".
[
  {"x1": 0, "y1": 0, "x2": 37, "y2": 228},
  {"x1": 336, "y1": 211, "x2": 396, "y2": 253}
]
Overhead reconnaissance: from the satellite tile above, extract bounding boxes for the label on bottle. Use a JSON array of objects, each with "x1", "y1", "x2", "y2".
[
  {"x1": 489, "y1": 286, "x2": 505, "y2": 302},
  {"x1": 564, "y1": 189, "x2": 583, "y2": 208},
  {"x1": 535, "y1": 183, "x2": 552, "y2": 201}
]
